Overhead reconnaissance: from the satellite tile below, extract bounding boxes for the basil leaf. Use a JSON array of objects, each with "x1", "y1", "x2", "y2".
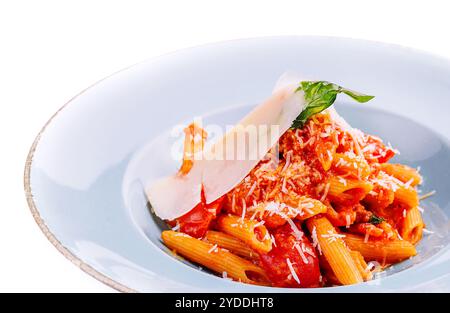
[
  {"x1": 369, "y1": 214, "x2": 385, "y2": 225},
  {"x1": 291, "y1": 81, "x2": 374, "y2": 129}
]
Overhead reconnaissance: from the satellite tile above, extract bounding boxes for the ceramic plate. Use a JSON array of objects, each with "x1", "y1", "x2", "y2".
[{"x1": 25, "y1": 36, "x2": 450, "y2": 292}]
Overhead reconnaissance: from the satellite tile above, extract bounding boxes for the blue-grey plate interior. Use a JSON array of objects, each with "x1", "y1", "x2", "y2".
[{"x1": 28, "y1": 37, "x2": 450, "y2": 292}]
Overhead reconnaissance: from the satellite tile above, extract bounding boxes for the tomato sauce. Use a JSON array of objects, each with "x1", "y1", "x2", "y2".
[{"x1": 258, "y1": 223, "x2": 321, "y2": 288}]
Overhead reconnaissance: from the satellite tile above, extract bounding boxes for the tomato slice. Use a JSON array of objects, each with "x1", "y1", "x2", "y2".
[
  {"x1": 258, "y1": 223, "x2": 321, "y2": 287},
  {"x1": 174, "y1": 196, "x2": 224, "y2": 238}
]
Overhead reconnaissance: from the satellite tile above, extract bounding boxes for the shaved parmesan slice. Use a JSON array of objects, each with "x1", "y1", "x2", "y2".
[
  {"x1": 146, "y1": 170, "x2": 203, "y2": 220},
  {"x1": 146, "y1": 74, "x2": 307, "y2": 220}
]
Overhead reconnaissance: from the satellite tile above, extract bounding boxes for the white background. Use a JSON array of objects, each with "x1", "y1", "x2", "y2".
[{"x1": 1, "y1": 0, "x2": 449, "y2": 292}]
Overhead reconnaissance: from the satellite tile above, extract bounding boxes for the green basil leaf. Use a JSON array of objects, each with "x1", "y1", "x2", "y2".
[
  {"x1": 368, "y1": 214, "x2": 385, "y2": 225},
  {"x1": 291, "y1": 81, "x2": 374, "y2": 129}
]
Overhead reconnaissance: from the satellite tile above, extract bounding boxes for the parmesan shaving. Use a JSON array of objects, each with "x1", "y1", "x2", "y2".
[
  {"x1": 311, "y1": 226, "x2": 322, "y2": 255},
  {"x1": 147, "y1": 74, "x2": 307, "y2": 220},
  {"x1": 208, "y1": 244, "x2": 219, "y2": 254},
  {"x1": 320, "y1": 182, "x2": 330, "y2": 202},
  {"x1": 286, "y1": 258, "x2": 300, "y2": 285},
  {"x1": 294, "y1": 243, "x2": 309, "y2": 264},
  {"x1": 321, "y1": 230, "x2": 346, "y2": 243},
  {"x1": 286, "y1": 218, "x2": 303, "y2": 240}
]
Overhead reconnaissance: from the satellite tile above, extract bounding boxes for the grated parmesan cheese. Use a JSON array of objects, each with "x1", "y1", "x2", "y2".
[
  {"x1": 321, "y1": 230, "x2": 346, "y2": 243},
  {"x1": 281, "y1": 178, "x2": 288, "y2": 194},
  {"x1": 395, "y1": 230, "x2": 403, "y2": 241},
  {"x1": 286, "y1": 218, "x2": 303, "y2": 240},
  {"x1": 364, "y1": 233, "x2": 370, "y2": 243},
  {"x1": 338, "y1": 176, "x2": 347, "y2": 187},
  {"x1": 271, "y1": 234, "x2": 277, "y2": 247},
  {"x1": 245, "y1": 181, "x2": 258, "y2": 199},
  {"x1": 294, "y1": 243, "x2": 309, "y2": 264},
  {"x1": 345, "y1": 215, "x2": 351, "y2": 229},
  {"x1": 253, "y1": 220, "x2": 265, "y2": 228},
  {"x1": 320, "y1": 182, "x2": 330, "y2": 202},
  {"x1": 404, "y1": 178, "x2": 414, "y2": 188},
  {"x1": 208, "y1": 244, "x2": 219, "y2": 254},
  {"x1": 302, "y1": 243, "x2": 316, "y2": 258},
  {"x1": 286, "y1": 258, "x2": 300, "y2": 285},
  {"x1": 311, "y1": 226, "x2": 322, "y2": 255},
  {"x1": 241, "y1": 199, "x2": 247, "y2": 221}
]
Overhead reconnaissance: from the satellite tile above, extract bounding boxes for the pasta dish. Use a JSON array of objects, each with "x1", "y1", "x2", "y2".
[{"x1": 146, "y1": 75, "x2": 428, "y2": 287}]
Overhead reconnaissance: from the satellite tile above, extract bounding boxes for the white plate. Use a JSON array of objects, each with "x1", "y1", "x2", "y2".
[{"x1": 25, "y1": 37, "x2": 450, "y2": 292}]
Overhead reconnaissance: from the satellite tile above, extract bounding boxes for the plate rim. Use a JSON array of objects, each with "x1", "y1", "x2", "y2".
[
  {"x1": 23, "y1": 69, "x2": 137, "y2": 293},
  {"x1": 23, "y1": 35, "x2": 450, "y2": 293}
]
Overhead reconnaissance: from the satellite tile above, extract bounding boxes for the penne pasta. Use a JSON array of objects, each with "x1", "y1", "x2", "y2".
[
  {"x1": 350, "y1": 250, "x2": 373, "y2": 282},
  {"x1": 295, "y1": 197, "x2": 328, "y2": 220},
  {"x1": 374, "y1": 171, "x2": 419, "y2": 208},
  {"x1": 343, "y1": 233, "x2": 417, "y2": 263},
  {"x1": 205, "y1": 231, "x2": 259, "y2": 260},
  {"x1": 315, "y1": 139, "x2": 338, "y2": 171},
  {"x1": 250, "y1": 196, "x2": 327, "y2": 227},
  {"x1": 327, "y1": 176, "x2": 373, "y2": 204},
  {"x1": 348, "y1": 223, "x2": 384, "y2": 238},
  {"x1": 318, "y1": 254, "x2": 340, "y2": 286},
  {"x1": 400, "y1": 207, "x2": 424, "y2": 245},
  {"x1": 362, "y1": 182, "x2": 395, "y2": 211},
  {"x1": 216, "y1": 214, "x2": 272, "y2": 253},
  {"x1": 162, "y1": 231, "x2": 269, "y2": 285},
  {"x1": 325, "y1": 204, "x2": 356, "y2": 227},
  {"x1": 306, "y1": 217, "x2": 363, "y2": 285},
  {"x1": 380, "y1": 163, "x2": 422, "y2": 187},
  {"x1": 394, "y1": 183, "x2": 419, "y2": 208},
  {"x1": 332, "y1": 152, "x2": 371, "y2": 179}
]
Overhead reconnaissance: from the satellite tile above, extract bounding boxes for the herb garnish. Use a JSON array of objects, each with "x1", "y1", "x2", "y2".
[
  {"x1": 291, "y1": 81, "x2": 374, "y2": 129},
  {"x1": 369, "y1": 214, "x2": 385, "y2": 225}
]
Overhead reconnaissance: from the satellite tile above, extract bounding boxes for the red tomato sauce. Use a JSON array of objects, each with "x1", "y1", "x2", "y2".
[{"x1": 258, "y1": 223, "x2": 321, "y2": 288}]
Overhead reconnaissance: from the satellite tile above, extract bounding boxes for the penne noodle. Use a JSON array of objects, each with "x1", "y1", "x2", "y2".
[
  {"x1": 362, "y1": 184, "x2": 395, "y2": 211},
  {"x1": 216, "y1": 214, "x2": 272, "y2": 253},
  {"x1": 350, "y1": 250, "x2": 373, "y2": 282},
  {"x1": 315, "y1": 140, "x2": 338, "y2": 171},
  {"x1": 343, "y1": 233, "x2": 417, "y2": 263},
  {"x1": 348, "y1": 223, "x2": 384, "y2": 238},
  {"x1": 318, "y1": 255, "x2": 341, "y2": 286},
  {"x1": 378, "y1": 221, "x2": 396, "y2": 240},
  {"x1": 332, "y1": 153, "x2": 371, "y2": 179},
  {"x1": 325, "y1": 204, "x2": 356, "y2": 227},
  {"x1": 327, "y1": 176, "x2": 373, "y2": 204},
  {"x1": 400, "y1": 207, "x2": 424, "y2": 245},
  {"x1": 162, "y1": 231, "x2": 269, "y2": 285},
  {"x1": 295, "y1": 197, "x2": 328, "y2": 220},
  {"x1": 205, "y1": 231, "x2": 259, "y2": 260},
  {"x1": 380, "y1": 163, "x2": 422, "y2": 186},
  {"x1": 375, "y1": 171, "x2": 419, "y2": 208},
  {"x1": 306, "y1": 217, "x2": 363, "y2": 285},
  {"x1": 250, "y1": 196, "x2": 327, "y2": 224},
  {"x1": 394, "y1": 184, "x2": 419, "y2": 208}
]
